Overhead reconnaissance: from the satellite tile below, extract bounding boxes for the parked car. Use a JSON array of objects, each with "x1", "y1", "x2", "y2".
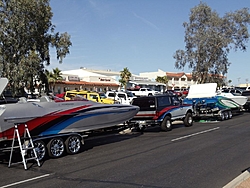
[
  {"x1": 127, "y1": 88, "x2": 160, "y2": 97},
  {"x1": 235, "y1": 86, "x2": 250, "y2": 91},
  {"x1": 173, "y1": 88, "x2": 189, "y2": 98},
  {"x1": 128, "y1": 94, "x2": 193, "y2": 131},
  {"x1": 221, "y1": 88, "x2": 244, "y2": 96},
  {"x1": 164, "y1": 90, "x2": 178, "y2": 96},
  {"x1": 241, "y1": 90, "x2": 250, "y2": 111},
  {"x1": 182, "y1": 88, "x2": 189, "y2": 97},
  {"x1": 55, "y1": 90, "x2": 119, "y2": 104},
  {"x1": 106, "y1": 91, "x2": 136, "y2": 104}
]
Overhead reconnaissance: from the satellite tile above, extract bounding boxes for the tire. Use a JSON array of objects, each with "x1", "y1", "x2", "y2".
[
  {"x1": 184, "y1": 112, "x2": 193, "y2": 127},
  {"x1": 161, "y1": 116, "x2": 172, "y2": 131},
  {"x1": 47, "y1": 137, "x2": 65, "y2": 158},
  {"x1": 219, "y1": 112, "x2": 225, "y2": 121},
  {"x1": 30, "y1": 140, "x2": 47, "y2": 161},
  {"x1": 228, "y1": 111, "x2": 232, "y2": 119},
  {"x1": 65, "y1": 135, "x2": 82, "y2": 155},
  {"x1": 224, "y1": 111, "x2": 229, "y2": 120}
]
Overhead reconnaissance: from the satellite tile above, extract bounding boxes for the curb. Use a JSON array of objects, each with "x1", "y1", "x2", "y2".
[{"x1": 223, "y1": 169, "x2": 250, "y2": 188}]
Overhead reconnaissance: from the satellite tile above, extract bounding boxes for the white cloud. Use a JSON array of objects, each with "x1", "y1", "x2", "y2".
[{"x1": 133, "y1": 12, "x2": 160, "y2": 31}]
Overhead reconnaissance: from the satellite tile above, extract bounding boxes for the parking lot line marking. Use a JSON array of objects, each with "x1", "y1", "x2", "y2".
[
  {"x1": 171, "y1": 127, "x2": 220, "y2": 142},
  {"x1": 0, "y1": 174, "x2": 50, "y2": 188}
]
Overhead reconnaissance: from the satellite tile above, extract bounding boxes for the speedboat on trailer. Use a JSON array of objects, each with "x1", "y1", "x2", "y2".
[
  {"x1": 0, "y1": 78, "x2": 139, "y2": 160},
  {"x1": 216, "y1": 92, "x2": 247, "y2": 106},
  {"x1": 183, "y1": 83, "x2": 244, "y2": 121}
]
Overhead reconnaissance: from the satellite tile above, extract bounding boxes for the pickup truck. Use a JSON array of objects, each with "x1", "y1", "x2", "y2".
[
  {"x1": 106, "y1": 91, "x2": 137, "y2": 104},
  {"x1": 128, "y1": 94, "x2": 193, "y2": 131},
  {"x1": 127, "y1": 88, "x2": 160, "y2": 97}
]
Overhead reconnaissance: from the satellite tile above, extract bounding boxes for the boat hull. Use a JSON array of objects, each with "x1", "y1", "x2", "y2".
[
  {"x1": 183, "y1": 95, "x2": 241, "y2": 110},
  {"x1": 217, "y1": 92, "x2": 247, "y2": 106},
  {"x1": 0, "y1": 100, "x2": 139, "y2": 140}
]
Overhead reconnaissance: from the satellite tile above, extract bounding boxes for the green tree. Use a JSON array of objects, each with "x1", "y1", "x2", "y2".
[
  {"x1": 173, "y1": 2, "x2": 250, "y2": 84},
  {"x1": 227, "y1": 79, "x2": 233, "y2": 87},
  {"x1": 45, "y1": 68, "x2": 63, "y2": 94},
  {"x1": 0, "y1": 0, "x2": 72, "y2": 96},
  {"x1": 119, "y1": 67, "x2": 132, "y2": 90},
  {"x1": 155, "y1": 76, "x2": 168, "y2": 85}
]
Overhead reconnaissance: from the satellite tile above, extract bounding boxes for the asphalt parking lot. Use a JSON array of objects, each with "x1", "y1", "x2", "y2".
[{"x1": 1, "y1": 112, "x2": 250, "y2": 188}]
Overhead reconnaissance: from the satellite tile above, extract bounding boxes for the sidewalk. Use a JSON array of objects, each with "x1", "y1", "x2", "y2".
[
  {"x1": 223, "y1": 169, "x2": 250, "y2": 188},
  {"x1": 236, "y1": 176, "x2": 250, "y2": 188}
]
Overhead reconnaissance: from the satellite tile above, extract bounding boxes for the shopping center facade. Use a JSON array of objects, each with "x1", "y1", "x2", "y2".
[{"x1": 52, "y1": 68, "x2": 197, "y2": 94}]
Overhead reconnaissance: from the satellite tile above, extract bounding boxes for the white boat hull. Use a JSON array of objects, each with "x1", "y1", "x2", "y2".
[
  {"x1": 0, "y1": 100, "x2": 139, "y2": 140},
  {"x1": 217, "y1": 93, "x2": 247, "y2": 106}
]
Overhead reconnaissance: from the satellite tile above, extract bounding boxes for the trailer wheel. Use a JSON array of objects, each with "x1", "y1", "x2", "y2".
[
  {"x1": 47, "y1": 138, "x2": 65, "y2": 158},
  {"x1": 65, "y1": 135, "x2": 82, "y2": 155},
  {"x1": 184, "y1": 112, "x2": 193, "y2": 127},
  {"x1": 161, "y1": 116, "x2": 172, "y2": 131},
  {"x1": 228, "y1": 111, "x2": 232, "y2": 119},
  {"x1": 219, "y1": 112, "x2": 225, "y2": 121},
  {"x1": 30, "y1": 140, "x2": 47, "y2": 161},
  {"x1": 224, "y1": 111, "x2": 229, "y2": 120}
]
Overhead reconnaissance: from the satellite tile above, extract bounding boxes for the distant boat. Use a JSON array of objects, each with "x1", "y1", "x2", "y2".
[{"x1": 216, "y1": 92, "x2": 247, "y2": 106}]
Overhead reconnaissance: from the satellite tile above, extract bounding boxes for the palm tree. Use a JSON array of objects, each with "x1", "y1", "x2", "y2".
[
  {"x1": 45, "y1": 68, "x2": 63, "y2": 94},
  {"x1": 119, "y1": 67, "x2": 132, "y2": 90},
  {"x1": 53, "y1": 68, "x2": 63, "y2": 81},
  {"x1": 156, "y1": 76, "x2": 168, "y2": 90}
]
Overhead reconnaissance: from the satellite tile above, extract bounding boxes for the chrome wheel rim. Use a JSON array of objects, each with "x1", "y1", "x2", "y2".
[
  {"x1": 32, "y1": 141, "x2": 46, "y2": 161},
  {"x1": 68, "y1": 136, "x2": 81, "y2": 153},
  {"x1": 220, "y1": 112, "x2": 225, "y2": 120},
  {"x1": 50, "y1": 139, "x2": 64, "y2": 157}
]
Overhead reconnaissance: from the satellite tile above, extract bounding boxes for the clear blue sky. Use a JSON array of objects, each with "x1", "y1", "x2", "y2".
[{"x1": 49, "y1": 0, "x2": 250, "y2": 86}]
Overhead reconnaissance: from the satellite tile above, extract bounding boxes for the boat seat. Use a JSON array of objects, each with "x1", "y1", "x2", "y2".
[{"x1": 18, "y1": 97, "x2": 27, "y2": 103}]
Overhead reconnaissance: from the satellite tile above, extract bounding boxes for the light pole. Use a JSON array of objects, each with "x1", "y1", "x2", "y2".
[{"x1": 237, "y1": 77, "x2": 241, "y2": 85}]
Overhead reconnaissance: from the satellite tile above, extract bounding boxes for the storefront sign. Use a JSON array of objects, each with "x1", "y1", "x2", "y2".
[
  {"x1": 68, "y1": 75, "x2": 79, "y2": 81},
  {"x1": 99, "y1": 77, "x2": 111, "y2": 82}
]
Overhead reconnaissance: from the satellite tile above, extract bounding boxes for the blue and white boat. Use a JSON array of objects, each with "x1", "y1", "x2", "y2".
[{"x1": 183, "y1": 83, "x2": 245, "y2": 120}]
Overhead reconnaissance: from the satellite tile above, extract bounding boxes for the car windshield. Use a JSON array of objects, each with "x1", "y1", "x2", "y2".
[
  {"x1": 107, "y1": 92, "x2": 116, "y2": 97},
  {"x1": 126, "y1": 91, "x2": 135, "y2": 97},
  {"x1": 99, "y1": 93, "x2": 107, "y2": 99}
]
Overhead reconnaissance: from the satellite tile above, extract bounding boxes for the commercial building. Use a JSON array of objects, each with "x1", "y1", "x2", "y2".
[
  {"x1": 52, "y1": 69, "x2": 120, "y2": 94},
  {"x1": 86, "y1": 68, "x2": 166, "y2": 92},
  {"x1": 138, "y1": 69, "x2": 197, "y2": 90},
  {"x1": 165, "y1": 72, "x2": 196, "y2": 90},
  {"x1": 52, "y1": 68, "x2": 198, "y2": 94}
]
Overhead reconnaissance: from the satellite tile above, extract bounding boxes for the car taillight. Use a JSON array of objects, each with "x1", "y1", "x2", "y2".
[{"x1": 156, "y1": 111, "x2": 160, "y2": 117}]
